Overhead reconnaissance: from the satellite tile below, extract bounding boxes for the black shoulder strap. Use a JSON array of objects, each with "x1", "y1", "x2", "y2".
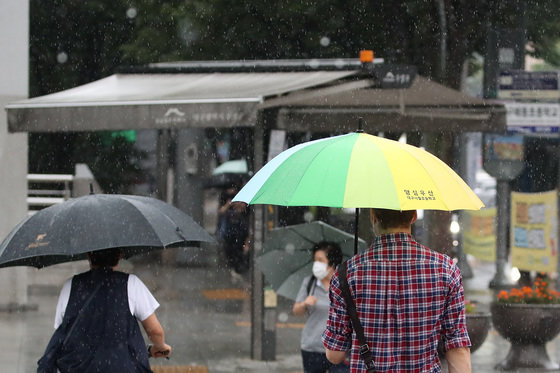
[
  {"x1": 306, "y1": 275, "x2": 316, "y2": 296},
  {"x1": 338, "y1": 261, "x2": 377, "y2": 372}
]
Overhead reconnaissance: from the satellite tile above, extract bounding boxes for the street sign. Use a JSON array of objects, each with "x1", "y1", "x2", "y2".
[
  {"x1": 362, "y1": 64, "x2": 417, "y2": 89},
  {"x1": 482, "y1": 133, "x2": 525, "y2": 180},
  {"x1": 498, "y1": 70, "x2": 559, "y2": 101},
  {"x1": 505, "y1": 102, "x2": 560, "y2": 135}
]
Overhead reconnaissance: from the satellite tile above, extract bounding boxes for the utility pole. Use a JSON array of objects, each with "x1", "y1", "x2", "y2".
[{"x1": 483, "y1": 0, "x2": 527, "y2": 289}]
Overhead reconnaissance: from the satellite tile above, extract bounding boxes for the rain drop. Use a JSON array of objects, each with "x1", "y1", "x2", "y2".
[
  {"x1": 285, "y1": 243, "x2": 295, "y2": 254},
  {"x1": 126, "y1": 7, "x2": 138, "y2": 19},
  {"x1": 278, "y1": 311, "x2": 289, "y2": 322},
  {"x1": 56, "y1": 52, "x2": 68, "y2": 64}
]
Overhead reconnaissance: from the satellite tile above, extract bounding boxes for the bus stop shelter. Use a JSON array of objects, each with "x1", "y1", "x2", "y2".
[
  {"x1": 7, "y1": 59, "x2": 505, "y2": 134},
  {"x1": 4, "y1": 57, "x2": 506, "y2": 360}
]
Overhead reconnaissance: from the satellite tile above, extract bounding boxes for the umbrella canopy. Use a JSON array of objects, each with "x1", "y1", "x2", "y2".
[
  {"x1": 257, "y1": 221, "x2": 367, "y2": 300},
  {"x1": 203, "y1": 173, "x2": 249, "y2": 189},
  {"x1": 204, "y1": 159, "x2": 250, "y2": 189},
  {"x1": 212, "y1": 159, "x2": 248, "y2": 175},
  {"x1": 233, "y1": 132, "x2": 483, "y2": 211},
  {"x1": 0, "y1": 194, "x2": 215, "y2": 268}
]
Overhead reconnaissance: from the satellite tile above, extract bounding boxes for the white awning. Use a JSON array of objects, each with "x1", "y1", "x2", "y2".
[{"x1": 6, "y1": 70, "x2": 358, "y2": 132}]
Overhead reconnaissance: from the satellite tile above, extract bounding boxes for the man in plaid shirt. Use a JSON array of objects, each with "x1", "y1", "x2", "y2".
[{"x1": 322, "y1": 209, "x2": 471, "y2": 372}]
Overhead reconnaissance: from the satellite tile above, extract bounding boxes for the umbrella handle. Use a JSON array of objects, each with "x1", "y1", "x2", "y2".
[
  {"x1": 354, "y1": 208, "x2": 360, "y2": 255},
  {"x1": 147, "y1": 345, "x2": 170, "y2": 360}
]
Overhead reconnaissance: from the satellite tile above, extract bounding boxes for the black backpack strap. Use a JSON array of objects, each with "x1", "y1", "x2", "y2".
[
  {"x1": 338, "y1": 260, "x2": 377, "y2": 372},
  {"x1": 306, "y1": 275, "x2": 317, "y2": 296}
]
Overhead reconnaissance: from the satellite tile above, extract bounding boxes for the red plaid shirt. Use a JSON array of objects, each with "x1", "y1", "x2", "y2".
[{"x1": 322, "y1": 233, "x2": 470, "y2": 372}]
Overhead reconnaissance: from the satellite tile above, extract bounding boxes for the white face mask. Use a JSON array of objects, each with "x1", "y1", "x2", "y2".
[{"x1": 312, "y1": 261, "x2": 329, "y2": 280}]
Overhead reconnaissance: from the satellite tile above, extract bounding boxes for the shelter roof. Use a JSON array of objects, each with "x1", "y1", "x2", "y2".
[
  {"x1": 5, "y1": 57, "x2": 505, "y2": 133},
  {"x1": 6, "y1": 69, "x2": 358, "y2": 132},
  {"x1": 266, "y1": 76, "x2": 505, "y2": 133}
]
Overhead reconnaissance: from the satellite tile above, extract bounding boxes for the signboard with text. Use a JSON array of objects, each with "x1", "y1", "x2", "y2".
[
  {"x1": 463, "y1": 208, "x2": 497, "y2": 261},
  {"x1": 511, "y1": 190, "x2": 558, "y2": 273},
  {"x1": 498, "y1": 70, "x2": 559, "y2": 101},
  {"x1": 505, "y1": 102, "x2": 560, "y2": 135},
  {"x1": 482, "y1": 134, "x2": 525, "y2": 180}
]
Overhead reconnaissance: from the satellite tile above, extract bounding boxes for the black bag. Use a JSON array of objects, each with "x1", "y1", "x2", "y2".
[
  {"x1": 338, "y1": 260, "x2": 377, "y2": 372},
  {"x1": 37, "y1": 283, "x2": 102, "y2": 373}
]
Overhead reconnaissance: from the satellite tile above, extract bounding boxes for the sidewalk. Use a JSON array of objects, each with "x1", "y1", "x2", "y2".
[
  {"x1": 3, "y1": 247, "x2": 560, "y2": 372},
  {"x1": 1, "y1": 246, "x2": 304, "y2": 373}
]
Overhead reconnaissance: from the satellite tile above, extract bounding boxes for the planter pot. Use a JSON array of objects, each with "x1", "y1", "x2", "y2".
[
  {"x1": 438, "y1": 312, "x2": 491, "y2": 358},
  {"x1": 466, "y1": 312, "x2": 491, "y2": 353},
  {"x1": 491, "y1": 302, "x2": 560, "y2": 371}
]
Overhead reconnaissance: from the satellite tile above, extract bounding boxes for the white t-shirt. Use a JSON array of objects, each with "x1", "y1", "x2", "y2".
[{"x1": 54, "y1": 273, "x2": 159, "y2": 329}]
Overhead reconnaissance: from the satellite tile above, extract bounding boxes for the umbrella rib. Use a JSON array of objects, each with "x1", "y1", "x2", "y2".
[
  {"x1": 119, "y1": 197, "x2": 178, "y2": 247},
  {"x1": 289, "y1": 227, "x2": 317, "y2": 249}
]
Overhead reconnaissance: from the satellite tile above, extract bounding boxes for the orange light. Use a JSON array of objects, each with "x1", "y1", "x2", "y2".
[{"x1": 360, "y1": 50, "x2": 374, "y2": 63}]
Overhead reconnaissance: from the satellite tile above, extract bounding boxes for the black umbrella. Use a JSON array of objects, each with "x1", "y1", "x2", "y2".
[{"x1": 0, "y1": 194, "x2": 215, "y2": 268}]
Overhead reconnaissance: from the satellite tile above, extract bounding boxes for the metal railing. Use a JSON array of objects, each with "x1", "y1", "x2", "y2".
[{"x1": 27, "y1": 173, "x2": 74, "y2": 215}]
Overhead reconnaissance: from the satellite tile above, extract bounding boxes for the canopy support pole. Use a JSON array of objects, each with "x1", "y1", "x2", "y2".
[
  {"x1": 251, "y1": 111, "x2": 267, "y2": 360},
  {"x1": 489, "y1": 179, "x2": 514, "y2": 288},
  {"x1": 156, "y1": 129, "x2": 170, "y2": 202}
]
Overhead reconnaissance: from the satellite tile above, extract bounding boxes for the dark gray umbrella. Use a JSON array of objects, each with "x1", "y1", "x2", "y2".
[
  {"x1": 257, "y1": 221, "x2": 368, "y2": 300},
  {"x1": 0, "y1": 194, "x2": 215, "y2": 268}
]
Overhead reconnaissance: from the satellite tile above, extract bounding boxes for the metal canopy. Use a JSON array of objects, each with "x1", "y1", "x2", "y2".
[
  {"x1": 5, "y1": 56, "x2": 505, "y2": 134},
  {"x1": 6, "y1": 70, "x2": 359, "y2": 132},
  {"x1": 266, "y1": 76, "x2": 506, "y2": 133}
]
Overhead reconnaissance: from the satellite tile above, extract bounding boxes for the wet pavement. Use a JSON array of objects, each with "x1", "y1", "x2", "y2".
[{"x1": 2, "y1": 246, "x2": 560, "y2": 372}]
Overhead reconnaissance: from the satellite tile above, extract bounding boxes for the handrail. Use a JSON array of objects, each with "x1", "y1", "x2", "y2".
[
  {"x1": 27, "y1": 174, "x2": 74, "y2": 182},
  {"x1": 27, "y1": 173, "x2": 74, "y2": 215}
]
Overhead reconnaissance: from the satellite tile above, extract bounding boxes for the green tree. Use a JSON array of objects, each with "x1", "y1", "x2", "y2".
[
  {"x1": 29, "y1": 0, "x2": 144, "y2": 193},
  {"x1": 181, "y1": 0, "x2": 559, "y2": 88},
  {"x1": 29, "y1": 0, "x2": 560, "y2": 190},
  {"x1": 30, "y1": 0, "x2": 136, "y2": 96},
  {"x1": 120, "y1": 0, "x2": 192, "y2": 65}
]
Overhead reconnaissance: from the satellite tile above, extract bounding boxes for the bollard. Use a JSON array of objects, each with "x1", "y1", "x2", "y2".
[{"x1": 262, "y1": 287, "x2": 277, "y2": 361}]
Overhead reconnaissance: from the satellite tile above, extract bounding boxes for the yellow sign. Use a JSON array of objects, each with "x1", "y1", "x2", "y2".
[
  {"x1": 463, "y1": 208, "x2": 497, "y2": 261},
  {"x1": 264, "y1": 288, "x2": 278, "y2": 308},
  {"x1": 511, "y1": 190, "x2": 558, "y2": 273}
]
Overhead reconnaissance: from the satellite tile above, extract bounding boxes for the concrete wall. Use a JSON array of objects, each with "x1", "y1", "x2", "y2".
[{"x1": 0, "y1": 0, "x2": 29, "y2": 308}]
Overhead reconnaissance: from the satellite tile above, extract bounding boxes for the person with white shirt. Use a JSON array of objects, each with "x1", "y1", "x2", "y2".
[{"x1": 38, "y1": 248, "x2": 171, "y2": 372}]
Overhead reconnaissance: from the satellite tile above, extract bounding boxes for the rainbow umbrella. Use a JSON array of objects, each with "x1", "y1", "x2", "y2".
[{"x1": 233, "y1": 132, "x2": 483, "y2": 253}]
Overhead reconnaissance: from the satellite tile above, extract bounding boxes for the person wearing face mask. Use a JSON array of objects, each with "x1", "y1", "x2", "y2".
[{"x1": 293, "y1": 241, "x2": 349, "y2": 373}]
